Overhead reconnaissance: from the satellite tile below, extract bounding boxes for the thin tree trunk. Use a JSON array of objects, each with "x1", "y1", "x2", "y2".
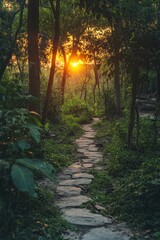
[
  {"x1": 93, "y1": 53, "x2": 100, "y2": 103},
  {"x1": 61, "y1": 46, "x2": 68, "y2": 104},
  {"x1": 81, "y1": 78, "x2": 90, "y2": 99},
  {"x1": 41, "y1": 0, "x2": 60, "y2": 125},
  {"x1": 128, "y1": 66, "x2": 139, "y2": 147},
  {"x1": 114, "y1": 45, "x2": 121, "y2": 115}
]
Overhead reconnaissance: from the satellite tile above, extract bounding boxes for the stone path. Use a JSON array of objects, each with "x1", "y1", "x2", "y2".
[{"x1": 56, "y1": 118, "x2": 133, "y2": 240}]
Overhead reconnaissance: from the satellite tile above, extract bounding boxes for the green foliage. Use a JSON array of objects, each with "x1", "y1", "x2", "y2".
[
  {"x1": 103, "y1": 88, "x2": 116, "y2": 117},
  {"x1": 47, "y1": 90, "x2": 62, "y2": 123},
  {"x1": 0, "y1": 79, "x2": 34, "y2": 109},
  {"x1": 95, "y1": 118, "x2": 160, "y2": 237},
  {"x1": 63, "y1": 114, "x2": 82, "y2": 135},
  {"x1": 87, "y1": 169, "x2": 113, "y2": 205},
  {"x1": 16, "y1": 158, "x2": 56, "y2": 181},
  {"x1": 43, "y1": 119, "x2": 82, "y2": 170},
  {"x1": 11, "y1": 164, "x2": 36, "y2": 197},
  {"x1": 62, "y1": 97, "x2": 93, "y2": 124},
  {"x1": 0, "y1": 108, "x2": 56, "y2": 197},
  {"x1": 0, "y1": 79, "x2": 56, "y2": 197}
]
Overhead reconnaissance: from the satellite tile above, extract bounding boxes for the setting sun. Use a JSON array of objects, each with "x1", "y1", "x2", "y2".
[
  {"x1": 71, "y1": 62, "x2": 79, "y2": 67},
  {"x1": 70, "y1": 60, "x2": 83, "y2": 68}
]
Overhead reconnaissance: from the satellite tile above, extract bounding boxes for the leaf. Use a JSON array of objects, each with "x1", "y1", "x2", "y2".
[
  {"x1": 11, "y1": 164, "x2": 36, "y2": 197},
  {"x1": 16, "y1": 158, "x2": 56, "y2": 181},
  {"x1": 25, "y1": 124, "x2": 41, "y2": 143},
  {"x1": 29, "y1": 128, "x2": 41, "y2": 143},
  {"x1": 17, "y1": 140, "x2": 31, "y2": 151}
]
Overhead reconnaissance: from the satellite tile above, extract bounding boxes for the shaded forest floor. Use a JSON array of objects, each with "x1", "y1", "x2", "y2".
[{"x1": 1, "y1": 116, "x2": 160, "y2": 240}]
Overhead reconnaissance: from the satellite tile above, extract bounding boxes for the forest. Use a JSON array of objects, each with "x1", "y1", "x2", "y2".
[{"x1": 0, "y1": 0, "x2": 160, "y2": 239}]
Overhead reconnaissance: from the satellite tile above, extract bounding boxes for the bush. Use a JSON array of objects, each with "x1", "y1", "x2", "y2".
[
  {"x1": 43, "y1": 118, "x2": 82, "y2": 170},
  {"x1": 62, "y1": 97, "x2": 93, "y2": 124},
  {"x1": 108, "y1": 157, "x2": 160, "y2": 230}
]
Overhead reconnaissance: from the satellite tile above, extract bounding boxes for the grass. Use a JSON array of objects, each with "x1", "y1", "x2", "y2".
[
  {"x1": 90, "y1": 118, "x2": 160, "y2": 240},
  {"x1": 42, "y1": 118, "x2": 83, "y2": 170}
]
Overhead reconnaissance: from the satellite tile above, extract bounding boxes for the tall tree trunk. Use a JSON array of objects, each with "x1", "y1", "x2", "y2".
[
  {"x1": 28, "y1": 0, "x2": 40, "y2": 112},
  {"x1": 61, "y1": 46, "x2": 68, "y2": 104},
  {"x1": 41, "y1": 0, "x2": 60, "y2": 125},
  {"x1": 93, "y1": 54, "x2": 100, "y2": 103},
  {"x1": 114, "y1": 45, "x2": 121, "y2": 115}
]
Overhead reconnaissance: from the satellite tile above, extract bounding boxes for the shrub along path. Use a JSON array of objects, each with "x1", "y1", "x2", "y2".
[{"x1": 56, "y1": 118, "x2": 132, "y2": 240}]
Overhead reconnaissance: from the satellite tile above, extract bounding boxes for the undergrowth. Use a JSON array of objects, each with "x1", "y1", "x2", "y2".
[
  {"x1": 0, "y1": 188, "x2": 70, "y2": 240},
  {"x1": 0, "y1": 107, "x2": 82, "y2": 239},
  {"x1": 43, "y1": 116, "x2": 83, "y2": 170},
  {"x1": 92, "y1": 118, "x2": 160, "y2": 240}
]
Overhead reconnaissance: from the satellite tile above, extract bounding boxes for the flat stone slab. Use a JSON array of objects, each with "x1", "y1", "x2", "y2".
[
  {"x1": 81, "y1": 227, "x2": 130, "y2": 240},
  {"x1": 78, "y1": 145, "x2": 89, "y2": 149},
  {"x1": 76, "y1": 139, "x2": 94, "y2": 144},
  {"x1": 58, "y1": 195, "x2": 91, "y2": 208},
  {"x1": 57, "y1": 186, "x2": 81, "y2": 197},
  {"x1": 63, "y1": 168, "x2": 83, "y2": 175},
  {"x1": 88, "y1": 144, "x2": 96, "y2": 148},
  {"x1": 84, "y1": 152, "x2": 103, "y2": 157},
  {"x1": 81, "y1": 159, "x2": 93, "y2": 163},
  {"x1": 82, "y1": 163, "x2": 93, "y2": 168},
  {"x1": 88, "y1": 147, "x2": 98, "y2": 152},
  {"x1": 70, "y1": 163, "x2": 82, "y2": 168},
  {"x1": 63, "y1": 208, "x2": 112, "y2": 226},
  {"x1": 92, "y1": 159, "x2": 101, "y2": 164},
  {"x1": 58, "y1": 174, "x2": 71, "y2": 180},
  {"x1": 72, "y1": 173, "x2": 94, "y2": 179},
  {"x1": 83, "y1": 135, "x2": 95, "y2": 139},
  {"x1": 62, "y1": 230, "x2": 82, "y2": 240},
  {"x1": 77, "y1": 149, "x2": 89, "y2": 154},
  {"x1": 59, "y1": 178, "x2": 92, "y2": 186},
  {"x1": 86, "y1": 156, "x2": 103, "y2": 160}
]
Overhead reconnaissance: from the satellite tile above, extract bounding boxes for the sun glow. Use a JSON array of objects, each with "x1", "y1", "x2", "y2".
[{"x1": 71, "y1": 60, "x2": 83, "y2": 68}]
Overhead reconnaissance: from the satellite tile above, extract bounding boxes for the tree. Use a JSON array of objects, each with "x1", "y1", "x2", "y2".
[
  {"x1": 0, "y1": 0, "x2": 26, "y2": 81},
  {"x1": 80, "y1": 0, "x2": 123, "y2": 115},
  {"x1": 59, "y1": 0, "x2": 90, "y2": 104},
  {"x1": 42, "y1": 0, "x2": 61, "y2": 125},
  {"x1": 28, "y1": 0, "x2": 40, "y2": 112}
]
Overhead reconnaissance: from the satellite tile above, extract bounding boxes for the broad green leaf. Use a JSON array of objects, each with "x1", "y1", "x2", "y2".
[
  {"x1": 25, "y1": 124, "x2": 41, "y2": 143},
  {"x1": 16, "y1": 158, "x2": 56, "y2": 181},
  {"x1": 30, "y1": 128, "x2": 41, "y2": 143},
  {"x1": 17, "y1": 140, "x2": 31, "y2": 151},
  {"x1": 11, "y1": 164, "x2": 36, "y2": 197}
]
